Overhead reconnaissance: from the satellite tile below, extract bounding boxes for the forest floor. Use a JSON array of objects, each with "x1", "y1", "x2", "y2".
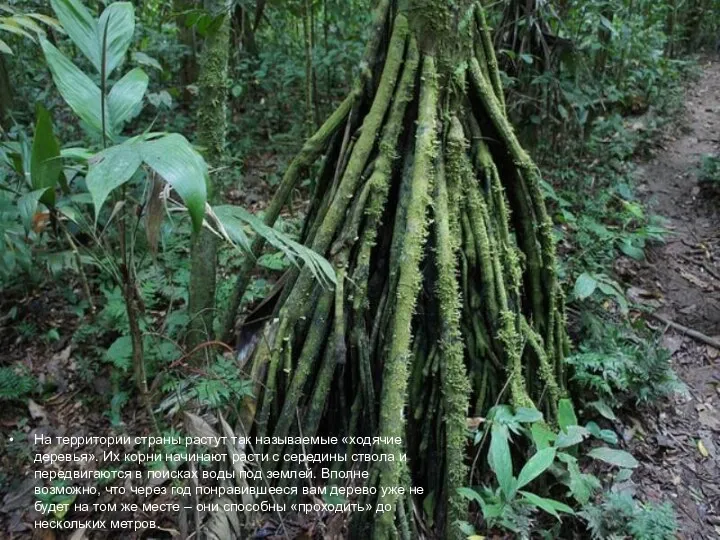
[{"x1": 624, "y1": 57, "x2": 720, "y2": 538}]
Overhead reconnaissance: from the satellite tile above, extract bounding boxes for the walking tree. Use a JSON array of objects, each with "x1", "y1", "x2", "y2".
[{"x1": 225, "y1": 0, "x2": 568, "y2": 537}]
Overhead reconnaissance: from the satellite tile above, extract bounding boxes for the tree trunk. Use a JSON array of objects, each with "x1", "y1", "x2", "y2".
[
  {"x1": 186, "y1": 0, "x2": 231, "y2": 360},
  {"x1": 228, "y1": 1, "x2": 567, "y2": 537},
  {"x1": 174, "y1": 0, "x2": 200, "y2": 104},
  {"x1": 0, "y1": 54, "x2": 12, "y2": 129},
  {"x1": 232, "y1": 3, "x2": 259, "y2": 57}
]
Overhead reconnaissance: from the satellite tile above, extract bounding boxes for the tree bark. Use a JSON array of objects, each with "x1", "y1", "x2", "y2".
[
  {"x1": 186, "y1": 0, "x2": 231, "y2": 361},
  {"x1": 0, "y1": 54, "x2": 12, "y2": 129},
  {"x1": 174, "y1": 0, "x2": 200, "y2": 104}
]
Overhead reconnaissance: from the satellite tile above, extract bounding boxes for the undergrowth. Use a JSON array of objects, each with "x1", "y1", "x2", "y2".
[
  {"x1": 462, "y1": 20, "x2": 697, "y2": 540},
  {"x1": 566, "y1": 311, "x2": 685, "y2": 408},
  {"x1": 580, "y1": 491, "x2": 678, "y2": 540}
]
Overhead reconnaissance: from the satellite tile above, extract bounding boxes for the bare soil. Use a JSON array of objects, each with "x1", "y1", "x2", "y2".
[{"x1": 627, "y1": 58, "x2": 720, "y2": 538}]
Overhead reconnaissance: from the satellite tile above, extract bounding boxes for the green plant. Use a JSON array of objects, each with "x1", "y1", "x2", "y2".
[
  {"x1": 573, "y1": 272, "x2": 629, "y2": 314},
  {"x1": 159, "y1": 355, "x2": 253, "y2": 413},
  {"x1": 0, "y1": 4, "x2": 61, "y2": 55},
  {"x1": 0, "y1": 364, "x2": 36, "y2": 401},
  {"x1": 34, "y1": 480, "x2": 75, "y2": 520},
  {"x1": 698, "y1": 153, "x2": 720, "y2": 188},
  {"x1": 458, "y1": 400, "x2": 639, "y2": 538},
  {"x1": 580, "y1": 491, "x2": 678, "y2": 540},
  {"x1": 1, "y1": 0, "x2": 334, "y2": 426},
  {"x1": 567, "y1": 313, "x2": 685, "y2": 407}
]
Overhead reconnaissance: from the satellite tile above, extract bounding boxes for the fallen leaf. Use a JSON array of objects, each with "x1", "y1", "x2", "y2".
[
  {"x1": 661, "y1": 334, "x2": 684, "y2": 355},
  {"x1": 183, "y1": 412, "x2": 221, "y2": 447},
  {"x1": 680, "y1": 270, "x2": 712, "y2": 289},
  {"x1": 698, "y1": 440, "x2": 709, "y2": 458},
  {"x1": 28, "y1": 400, "x2": 48, "y2": 423}
]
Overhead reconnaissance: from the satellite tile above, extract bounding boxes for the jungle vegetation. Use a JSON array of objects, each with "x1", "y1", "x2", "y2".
[{"x1": 0, "y1": 0, "x2": 717, "y2": 538}]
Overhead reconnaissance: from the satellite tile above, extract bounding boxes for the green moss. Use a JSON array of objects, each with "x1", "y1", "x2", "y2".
[
  {"x1": 374, "y1": 54, "x2": 439, "y2": 539},
  {"x1": 434, "y1": 148, "x2": 471, "y2": 539}
]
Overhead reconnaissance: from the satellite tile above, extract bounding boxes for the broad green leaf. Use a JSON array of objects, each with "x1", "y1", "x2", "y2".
[
  {"x1": 516, "y1": 447, "x2": 556, "y2": 490},
  {"x1": 555, "y1": 425, "x2": 589, "y2": 448},
  {"x1": 233, "y1": 208, "x2": 336, "y2": 286},
  {"x1": 618, "y1": 238, "x2": 645, "y2": 260},
  {"x1": 559, "y1": 454, "x2": 600, "y2": 505},
  {"x1": 514, "y1": 407, "x2": 543, "y2": 424},
  {"x1": 0, "y1": 21, "x2": 36, "y2": 40},
  {"x1": 588, "y1": 400, "x2": 617, "y2": 421},
  {"x1": 26, "y1": 13, "x2": 65, "y2": 33},
  {"x1": 50, "y1": 0, "x2": 99, "y2": 69},
  {"x1": 456, "y1": 520, "x2": 476, "y2": 536},
  {"x1": 489, "y1": 404, "x2": 515, "y2": 425},
  {"x1": 615, "y1": 468, "x2": 633, "y2": 483},
  {"x1": 40, "y1": 38, "x2": 105, "y2": 135},
  {"x1": 210, "y1": 204, "x2": 252, "y2": 253},
  {"x1": 587, "y1": 447, "x2": 638, "y2": 468},
  {"x1": 86, "y1": 141, "x2": 142, "y2": 220},
  {"x1": 597, "y1": 280, "x2": 629, "y2": 314},
  {"x1": 108, "y1": 67, "x2": 148, "y2": 131},
  {"x1": 132, "y1": 51, "x2": 161, "y2": 71},
  {"x1": 585, "y1": 421, "x2": 618, "y2": 445},
  {"x1": 558, "y1": 398, "x2": 578, "y2": 431},
  {"x1": 8, "y1": 15, "x2": 45, "y2": 36},
  {"x1": 488, "y1": 423, "x2": 515, "y2": 500},
  {"x1": 456, "y1": 487, "x2": 484, "y2": 505},
  {"x1": 61, "y1": 147, "x2": 94, "y2": 161},
  {"x1": 531, "y1": 422, "x2": 556, "y2": 450},
  {"x1": 17, "y1": 188, "x2": 49, "y2": 234},
  {"x1": 96, "y1": 3, "x2": 134, "y2": 75},
  {"x1": 573, "y1": 272, "x2": 597, "y2": 300},
  {"x1": 0, "y1": 37, "x2": 11, "y2": 54},
  {"x1": 140, "y1": 134, "x2": 207, "y2": 232},
  {"x1": 519, "y1": 490, "x2": 574, "y2": 519},
  {"x1": 600, "y1": 16, "x2": 617, "y2": 35},
  {"x1": 49, "y1": 0, "x2": 133, "y2": 75},
  {"x1": 30, "y1": 104, "x2": 62, "y2": 206}
]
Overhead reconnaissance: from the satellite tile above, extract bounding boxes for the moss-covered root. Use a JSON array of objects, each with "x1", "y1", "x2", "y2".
[
  {"x1": 221, "y1": 0, "x2": 398, "y2": 343},
  {"x1": 436, "y1": 122, "x2": 471, "y2": 539},
  {"x1": 220, "y1": 94, "x2": 354, "y2": 342},
  {"x1": 250, "y1": 16, "x2": 409, "y2": 445},
  {"x1": 474, "y1": 3, "x2": 505, "y2": 114},
  {"x1": 372, "y1": 54, "x2": 439, "y2": 540}
]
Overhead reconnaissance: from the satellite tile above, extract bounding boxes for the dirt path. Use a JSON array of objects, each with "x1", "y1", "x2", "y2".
[{"x1": 628, "y1": 58, "x2": 720, "y2": 538}]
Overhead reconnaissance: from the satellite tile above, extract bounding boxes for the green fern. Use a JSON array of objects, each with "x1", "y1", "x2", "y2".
[
  {"x1": 629, "y1": 502, "x2": 677, "y2": 540},
  {"x1": 567, "y1": 314, "x2": 684, "y2": 407},
  {"x1": 580, "y1": 491, "x2": 678, "y2": 540},
  {"x1": 0, "y1": 365, "x2": 35, "y2": 401}
]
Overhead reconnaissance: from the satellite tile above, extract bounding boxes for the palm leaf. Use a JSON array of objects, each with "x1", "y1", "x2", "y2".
[{"x1": 211, "y1": 205, "x2": 336, "y2": 287}]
